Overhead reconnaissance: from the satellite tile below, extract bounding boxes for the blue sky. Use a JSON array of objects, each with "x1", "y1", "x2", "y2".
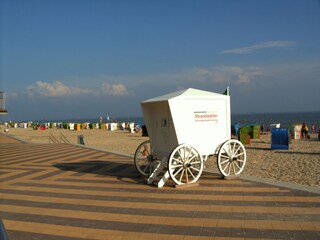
[{"x1": 1, "y1": 0, "x2": 320, "y2": 121}]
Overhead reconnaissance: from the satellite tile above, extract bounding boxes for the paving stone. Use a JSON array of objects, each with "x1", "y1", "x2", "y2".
[{"x1": 0, "y1": 133, "x2": 319, "y2": 240}]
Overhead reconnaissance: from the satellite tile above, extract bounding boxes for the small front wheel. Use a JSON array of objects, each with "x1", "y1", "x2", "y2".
[
  {"x1": 217, "y1": 139, "x2": 246, "y2": 177},
  {"x1": 134, "y1": 140, "x2": 159, "y2": 177},
  {"x1": 168, "y1": 144, "x2": 203, "y2": 185}
]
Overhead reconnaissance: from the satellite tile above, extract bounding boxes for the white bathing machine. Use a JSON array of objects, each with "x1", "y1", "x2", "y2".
[{"x1": 134, "y1": 88, "x2": 246, "y2": 187}]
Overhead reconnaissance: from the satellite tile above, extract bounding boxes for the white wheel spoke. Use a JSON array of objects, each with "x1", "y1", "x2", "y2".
[
  {"x1": 189, "y1": 160, "x2": 202, "y2": 165},
  {"x1": 222, "y1": 146, "x2": 229, "y2": 156},
  {"x1": 185, "y1": 169, "x2": 189, "y2": 183},
  {"x1": 189, "y1": 166, "x2": 201, "y2": 172},
  {"x1": 220, "y1": 158, "x2": 229, "y2": 165},
  {"x1": 234, "y1": 145, "x2": 242, "y2": 154},
  {"x1": 172, "y1": 157, "x2": 184, "y2": 164},
  {"x1": 232, "y1": 162, "x2": 236, "y2": 175},
  {"x1": 232, "y1": 142, "x2": 236, "y2": 153},
  {"x1": 187, "y1": 168, "x2": 196, "y2": 180},
  {"x1": 220, "y1": 146, "x2": 227, "y2": 154},
  {"x1": 138, "y1": 158, "x2": 149, "y2": 165},
  {"x1": 178, "y1": 148, "x2": 185, "y2": 159},
  {"x1": 229, "y1": 143, "x2": 233, "y2": 155},
  {"x1": 220, "y1": 154, "x2": 229, "y2": 159},
  {"x1": 173, "y1": 158, "x2": 182, "y2": 163},
  {"x1": 142, "y1": 164, "x2": 150, "y2": 173},
  {"x1": 234, "y1": 152, "x2": 245, "y2": 158},
  {"x1": 223, "y1": 162, "x2": 230, "y2": 172},
  {"x1": 171, "y1": 164, "x2": 183, "y2": 169},
  {"x1": 187, "y1": 154, "x2": 197, "y2": 163},
  {"x1": 179, "y1": 169, "x2": 185, "y2": 182},
  {"x1": 173, "y1": 167, "x2": 183, "y2": 177},
  {"x1": 142, "y1": 149, "x2": 150, "y2": 155},
  {"x1": 233, "y1": 161, "x2": 241, "y2": 170}
]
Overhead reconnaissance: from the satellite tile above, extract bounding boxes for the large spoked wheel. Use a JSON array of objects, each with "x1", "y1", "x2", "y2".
[
  {"x1": 168, "y1": 144, "x2": 203, "y2": 185},
  {"x1": 134, "y1": 140, "x2": 159, "y2": 177},
  {"x1": 217, "y1": 139, "x2": 246, "y2": 177}
]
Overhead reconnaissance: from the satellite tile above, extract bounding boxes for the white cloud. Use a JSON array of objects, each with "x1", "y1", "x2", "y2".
[
  {"x1": 26, "y1": 81, "x2": 94, "y2": 97},
  {"x1": 220, "y1": 41, "x2": 297, "y2": 54},
  {"x1": 101, "y1": 83, "x2": 130, "y2": 96},
  {"x1": 23, "y1": 60, "x2": 316, "y2": 101},
  {"x1": 189, "y1": 66, "x2": 264, "y2": 84},
  {"x1": 96, "y1": 66, "x2": 263, "y2": 88},
  {"x1": 25, "y1": 79, "x2": 133, "y2": 99},
  {"x1": 5, "y1": 92, "x2": 19, "y2": 100}
]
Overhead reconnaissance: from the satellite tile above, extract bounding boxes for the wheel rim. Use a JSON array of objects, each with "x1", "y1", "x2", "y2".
[
  {"x1": 168, "y1": 144, "x2": 203, "y2": 185},
  {"x1": 217, "y1": 139, "x2": 246, "y2": 176},
  {"x1": 134, "y1": 140, "x2": 158, "y2": 176}
]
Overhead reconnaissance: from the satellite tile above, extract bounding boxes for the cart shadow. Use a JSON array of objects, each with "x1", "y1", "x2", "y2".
[
  {"x1": 53, "y1": 160, "x2": 227, "y2": 188},
  {"x1": 53, "y1": 160, "x2": 150, "y2": 186}
]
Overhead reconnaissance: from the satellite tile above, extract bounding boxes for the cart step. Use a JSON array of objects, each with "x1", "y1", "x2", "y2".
[
  {"x1": 147, "y1": 157, "x2": 170, "y2": 187},
  {"x1": 149, "y1": 169, "x2": 169, "y2": 187},
  {"x1": 148, "y1": 172, "x2": 170, "y2": 188}
]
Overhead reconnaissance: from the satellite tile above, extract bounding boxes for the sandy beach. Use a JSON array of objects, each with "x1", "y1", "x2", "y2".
[{"x1": 3, "y1": 126, "x2": 320, "y2": 188}]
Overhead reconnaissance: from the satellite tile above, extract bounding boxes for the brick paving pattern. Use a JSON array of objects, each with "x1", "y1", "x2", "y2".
[{"x1": 0, "y1": 133, "x2": 319, "y2": 240}]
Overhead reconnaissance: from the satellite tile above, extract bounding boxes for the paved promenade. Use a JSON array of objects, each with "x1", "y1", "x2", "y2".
[{"x1": 0, "y1": 133, "x2": 319, "y2": 240}]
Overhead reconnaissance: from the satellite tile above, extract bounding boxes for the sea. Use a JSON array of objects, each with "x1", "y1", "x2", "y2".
[
  {"x1": 38, "y1": 111, "x2": 320, "y2": 130},
  {"x1": 230, "y1": 111, "x2": 320, "y2": 130}
]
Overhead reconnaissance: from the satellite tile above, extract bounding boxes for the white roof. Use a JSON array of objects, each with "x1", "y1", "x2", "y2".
[{"x1": 142, "y1": 88, "x2": 225, "y2": 103}]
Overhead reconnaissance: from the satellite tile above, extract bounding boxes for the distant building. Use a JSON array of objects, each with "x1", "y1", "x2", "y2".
[{"x1": 0, "y1": 92, "x2": 8, "y2": 115}]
